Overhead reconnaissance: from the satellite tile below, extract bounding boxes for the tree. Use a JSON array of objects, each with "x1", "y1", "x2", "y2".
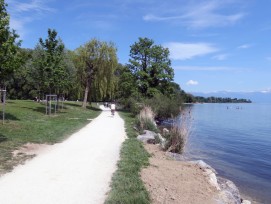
[
  {"x1": 32, "y1": 29, "x2": 70, "y2": 98},
  {"x1": 0, "y1": 0, "x2": 20, "y2": 88},
  {"x1": 7, "y1": 48, "x2": 34, "y2": 99},
  {"x1": 91, "y1": 41, "x2": 118, "y2": 101},
  {"x1": 129, "y1": 37, "x2": 174, "y2": 97},
  {"x1": 115, "y1": 64, "x2": 137, "y2": 99},
  {"x1": 73, "y1": 39, "x2": 118, "y2": 108}
]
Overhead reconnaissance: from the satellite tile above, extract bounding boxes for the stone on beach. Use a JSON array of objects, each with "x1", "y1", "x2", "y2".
[{"x1": 137, "y1": 130, "x2": 157, "y2": 143}]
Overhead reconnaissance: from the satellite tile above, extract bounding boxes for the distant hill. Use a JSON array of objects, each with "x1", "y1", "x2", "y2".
[{"x1": 190, "y1": 91, "x2": 271, "y2": 103}]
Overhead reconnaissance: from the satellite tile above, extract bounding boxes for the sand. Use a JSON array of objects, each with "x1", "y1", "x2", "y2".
[
  {"x1": 0, "y1": 109, "x2": 126, "y2": 204},
  {"x1": 141, "y1": 143, "x2": 218, "y2": 204}
]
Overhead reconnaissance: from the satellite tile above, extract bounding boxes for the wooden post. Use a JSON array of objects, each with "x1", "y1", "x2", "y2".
[{"x1": 1, "y1": 89, "x2": 6, "y2": 124}]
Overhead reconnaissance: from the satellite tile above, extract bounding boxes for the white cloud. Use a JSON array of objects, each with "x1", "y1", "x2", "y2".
[
  {"x1": 212, "y1": 54, "x2": 228, "y2": 60},
  {"x1": 186, "y1": 80, "x2": 199, "y2": 86},
  {"x1": 143, "y1": 1, "x2": 245, "y2": 29},
  {"x1": 6, "y1": 0, "x2": 55, "y2": 38},
  {"x1": 261, "y1": 88, "x2": 271, "y2": 93},
  {"x1": 238, "y1": 44, "x2": 252, "y2": 49},
  {"x1": 7, "y1": 0, "x2": 55, "y2": 13},
  {"x1": 164, "y1": 42, "x2": 218, "y2": 60}
]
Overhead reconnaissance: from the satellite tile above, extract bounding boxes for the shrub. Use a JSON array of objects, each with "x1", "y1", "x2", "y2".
[
  {"x1": 164, "y1": 107, "x2": 192, "y2": 154},
  {"x1": 117, "y1": 96, "x2": 142, "y2": 116},
  {"x1": 144, "y1": 94, "x2": 182, "y2": 120},
  {"x1": 135, "y1": 106, "x2": 157, "y2": 133}
]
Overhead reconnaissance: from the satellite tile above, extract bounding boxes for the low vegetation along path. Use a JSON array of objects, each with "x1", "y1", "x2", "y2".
[{"x1": 0, "y1": 109, "x2": 126, "y2": 204}]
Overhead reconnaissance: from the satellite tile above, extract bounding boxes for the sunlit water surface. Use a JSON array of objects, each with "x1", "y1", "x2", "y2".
[{"x1": 185, "y1": 103, "x2": 271, "y2": 203}]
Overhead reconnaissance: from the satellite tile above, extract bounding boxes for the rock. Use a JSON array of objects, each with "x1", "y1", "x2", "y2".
[
  {"x1": 137, "y1": 130, "x2": 157, "y2": 143},
  {"x1": 216, "y1": 177, "x2": 242, "y2": 204},
  {"x1": 241, "y1": 200, "x2": 251, "y2": 204},
  {"x1": 203, "y1": 169, "x2": 220, "y2": 190},
  {"x1": 216, "y1": 190, "x2": 240, "y2": 204},
  {"x1": 165, "y1": 152, "x2": 186, "y2": 161},
  {"x1": 189, "y1": 160, "x2": 217, "y2": 174}
]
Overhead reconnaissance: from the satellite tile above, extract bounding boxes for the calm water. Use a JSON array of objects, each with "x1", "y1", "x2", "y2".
[{"x1": 185, "y1": 103, "x2": 271, "y2": 204}]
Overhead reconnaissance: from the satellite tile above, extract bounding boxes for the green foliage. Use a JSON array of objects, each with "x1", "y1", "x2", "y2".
[
  {"x1": 91, "y1": 41, "x2": 118, "y2": 101},
  {"x1": 0, "y1": 100, "x2": 101, "y2": 174},
  {"x1": 105, "y1": 111, "x2": 150, "y2": 204},
  {"x1": 32, "y1": 29, "x2": 70, "y2": 96},
  {"x1": 144, "y1": 94, "x2": 182, "y2": 120},
  {"x1": 0, "y1": 0, "x2": 21, "y2": 87},
  {"x1": 6, "y1": 48, "x2": 33, "y2": 99},
  {"x1": 118, "y1": 95, "x2": 142, "y2": 116},
  {"x1": 128, "y1": 37, "x2": 174, "y2": 97},
  {"x1": 116, "y1": 64, "x2": 137, "y2": 99},
  {"x1": 193, "y1": 96, "x2": 252, "y2": 103},
  {"x1": 73, "y1": 39, "x2": 118, "y2": 107}
]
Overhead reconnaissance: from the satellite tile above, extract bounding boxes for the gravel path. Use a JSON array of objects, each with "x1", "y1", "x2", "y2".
[{"x1": 0, "y1": 109, "x2": 126, "y2": 204}]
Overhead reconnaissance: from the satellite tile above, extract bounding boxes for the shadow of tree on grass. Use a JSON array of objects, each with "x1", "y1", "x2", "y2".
[
  {"x1": 0, "y1": 134, "x2": 8, "y2": 143},
  {"x1": 0, "y1": 112, "x2": 19, "y2": 121}
]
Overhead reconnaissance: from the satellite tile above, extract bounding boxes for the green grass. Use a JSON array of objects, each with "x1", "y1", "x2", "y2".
[
  {"x1": 0, "y1": 100, "x2": 101, "y2": 174},
  {"x1": 105, "y1": 111, "x2": 151, "y2": 204}
]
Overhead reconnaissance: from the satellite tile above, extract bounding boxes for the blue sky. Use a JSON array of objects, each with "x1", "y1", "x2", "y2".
[{"x1": 6, "y1": 0, "x2": 271, "y2": 93}]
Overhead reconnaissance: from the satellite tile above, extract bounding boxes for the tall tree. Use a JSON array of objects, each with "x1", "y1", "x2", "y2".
[
  {"x1": 7, "y1": 48, "x2": 34, "y2": 99},
  {"x1": 129, "y1": 37, "x2": 174, "y2": 97},
  {"x1": 32, "y1": 29, "x2": 69, "y2": 98},
  {"x1": 91, "y1": 42, "x2": 118, "y2": 101},
  {"x1": 73, "y1": 39, "x2": 118, "y2": 108},
  {"x1": 0, "y1": 0, "x2": 20, "y2": 88}
]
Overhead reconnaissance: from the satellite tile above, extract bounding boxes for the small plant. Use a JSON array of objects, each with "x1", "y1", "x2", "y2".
[{"x1": 165, "y1": 107, "x2": 192, "y2": 154}]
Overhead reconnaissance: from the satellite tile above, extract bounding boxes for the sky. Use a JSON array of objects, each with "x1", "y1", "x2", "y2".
[{"x1": 5, "y1": 0, "x2": 271, "y2": 94}]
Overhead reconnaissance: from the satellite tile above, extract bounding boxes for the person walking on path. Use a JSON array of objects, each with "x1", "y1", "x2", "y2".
[
  {"x1": 0, "y1": 110, "x2": 126, "y2": 204},
  {"x1": 110, "y1": 102, "x2": 116, "y2": 116}
]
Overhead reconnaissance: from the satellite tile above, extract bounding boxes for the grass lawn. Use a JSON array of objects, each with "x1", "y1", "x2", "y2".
[
  {"x1": 0, "y1": 100, "x2": 101, "y2": 174},
  {"x1": 105, "y1": 111, "x2": 151, "y2": 204}
]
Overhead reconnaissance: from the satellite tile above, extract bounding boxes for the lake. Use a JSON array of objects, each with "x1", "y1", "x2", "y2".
[{"x1": 184, "y1": 103, "x2": 271, "y2": 204}]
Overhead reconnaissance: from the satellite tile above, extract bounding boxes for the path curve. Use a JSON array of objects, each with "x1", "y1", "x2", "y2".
[{"x1": 0, "y1": 110, "x2": 126, "y2": 204}]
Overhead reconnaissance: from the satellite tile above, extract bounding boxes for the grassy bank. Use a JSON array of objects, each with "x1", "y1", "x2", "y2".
[
  {"x1": 105, "y1": 111, "x2": 150, "y2": 204},
  {"x1": 0, "y1": 100, "x2": 101, "y2": 174}
]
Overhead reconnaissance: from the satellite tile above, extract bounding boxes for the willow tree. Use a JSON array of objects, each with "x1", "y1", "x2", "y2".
[
  {"x1": 92, "y1": 42, "x2": 118, "y2": 101},
  {"x1": 0, "y1": 0, "x2": 20, "y2": 88},
  {"x1": 73, "y1": 39, "x2": 118, "y2": 108}
]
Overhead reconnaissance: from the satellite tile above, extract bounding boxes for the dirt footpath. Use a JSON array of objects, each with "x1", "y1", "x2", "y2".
[{"x1": 0, "y1": 110, "x2": 126, "y2": 204}]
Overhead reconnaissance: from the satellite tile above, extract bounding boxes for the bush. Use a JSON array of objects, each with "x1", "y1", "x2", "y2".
[
  {"x1": 144, "y1": 94, "x2": 182, "y2": 120},
  {"x1": 135, "y1": 106, "x2": 157, "y2": 133},
  {"x1": 164, "y1": 107, "x2": 192, "y2": 154},
  {"x1": 117, "y1": 96, "x2": 142, "y2": 116}
]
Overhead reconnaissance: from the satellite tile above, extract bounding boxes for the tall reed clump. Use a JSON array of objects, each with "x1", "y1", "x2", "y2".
[
  {"x1": 165, "y1": 107, "x2": 192, "y2": 154},
  {"x1": 136, "y1": 106, "x2": 157, "y2": 133}
]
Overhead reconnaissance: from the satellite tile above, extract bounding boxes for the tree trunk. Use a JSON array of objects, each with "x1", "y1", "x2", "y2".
[{"x1": 82, "y1": 80, "x2": 90, "y2": 108}]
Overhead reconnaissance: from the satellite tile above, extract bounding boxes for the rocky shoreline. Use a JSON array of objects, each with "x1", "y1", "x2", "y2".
[{"x1": 138, "y1": 130, "x2": 252, "y2": 204}]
